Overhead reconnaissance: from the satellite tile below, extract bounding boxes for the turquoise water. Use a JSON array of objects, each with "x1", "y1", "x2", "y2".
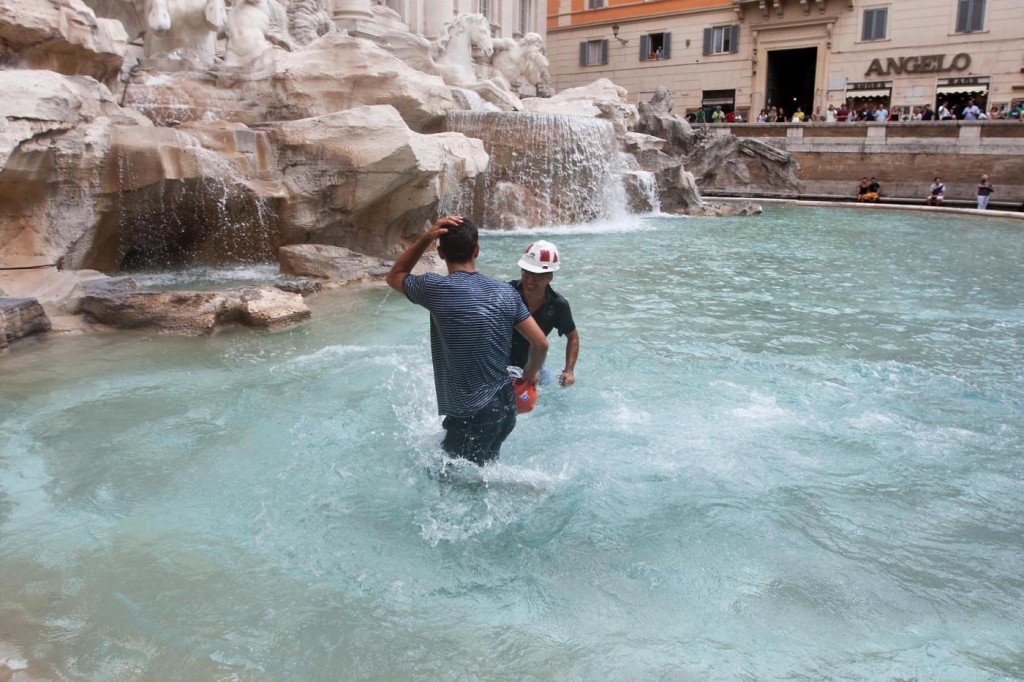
[{"x1": 2, "y1": 207, "x2": 1023, "y2": 680}]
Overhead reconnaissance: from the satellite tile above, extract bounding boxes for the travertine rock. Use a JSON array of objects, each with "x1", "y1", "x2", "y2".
[
  {"x1": 264, "y1": 105, "x2": 487, "y2": 256},
  {"x1": 124, "y1": 32, "x2": 454, "y2": 131},
  {"x1": 278, "y1": 244, "x2": 389, "y2": 282},
  {"x1": 0, "y1": 297, "x2": 51, "y2": 350},
  {"x1": 522, "y1": 78, "x2": 638, "y2": 134},
  {"x1": 0, "y1": 71, "x2": 284, "y2": 274},
  {"x1": 632, "y1": 88, "x2": 799, "y2": 204},
  {"x1": 0, "y1": 71, "x2": 147, "y2": 270},
  {"x1": 79, "y1": 286, "x2": 309, "y2": 334},
  {"x1": 0, "y1": 0, "x2": 127, "y2": 87},
  {"x1": 236, "y1": 286, "x2": 310, "y2": 330}
]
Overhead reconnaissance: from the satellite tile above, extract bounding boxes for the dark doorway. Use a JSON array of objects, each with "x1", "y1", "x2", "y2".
[{"x1": 766, "y1": 47, "x2": 817, "y2": 121}]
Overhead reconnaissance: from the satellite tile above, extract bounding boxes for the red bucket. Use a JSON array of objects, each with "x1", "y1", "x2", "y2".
[{"x1": 512, "y1": 378, "x2": 538, "y2": 414}]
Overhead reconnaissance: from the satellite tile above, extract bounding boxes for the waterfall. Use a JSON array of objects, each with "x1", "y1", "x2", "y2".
[
  {"x1": 625, "y1": 170, "x2": 661, "y2": 214},
  {"x1": 443, "y1": 111, "x2": 628, "y2": 229},
  {"x1": 106, "y1": 128, "x2": 279, "y2": 271}
]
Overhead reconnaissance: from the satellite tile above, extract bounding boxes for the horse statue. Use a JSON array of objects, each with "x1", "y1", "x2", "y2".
[
  {"x1": 490, "y1": 32, "x2": 551, "y2": 95},
  {"x1": 382, "y1": 13, "x2": 522, "y2": 111}
]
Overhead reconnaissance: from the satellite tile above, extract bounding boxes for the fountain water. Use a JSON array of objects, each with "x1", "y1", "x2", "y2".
[
  {"x1": 443, "y1": 111, "x2": 630, "y2": 228},
  {"x1": 102, "y1": 126, "x2": 280, "y2": 271}
]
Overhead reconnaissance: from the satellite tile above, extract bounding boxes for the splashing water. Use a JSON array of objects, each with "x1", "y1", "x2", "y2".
[{"x1": 1, "y1": 207, "x2": 1023, "y2": 680}]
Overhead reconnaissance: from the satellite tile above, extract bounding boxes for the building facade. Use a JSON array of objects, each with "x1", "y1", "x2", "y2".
[
  {"x1": 335, "y1": 0, "x2": 547, "y2": 40},
  {"x1": 545, "y1": 0, "x2": 1024, "y2": 118}
]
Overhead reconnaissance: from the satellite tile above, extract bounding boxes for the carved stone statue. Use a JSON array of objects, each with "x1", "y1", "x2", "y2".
[
  {"x1": 143, "y1": 0, "x2": 227, "y2": 67},
  {"x1": 287, "y1": 0, "x2": 333, "y2": 46},
  {"x1": 382, "y1": 13, "x2": 522, "y2": 111},
  {"x1": 222, "y1": 0, "x2": 294, "y2": 68},
  {"x1": 490, "y1": 32, "x2": 550, "y2": 95}
]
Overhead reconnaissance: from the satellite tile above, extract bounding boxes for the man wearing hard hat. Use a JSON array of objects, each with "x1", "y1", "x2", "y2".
[{"x1": 509, "y1": 240, "x2": 579, "y2": 388}]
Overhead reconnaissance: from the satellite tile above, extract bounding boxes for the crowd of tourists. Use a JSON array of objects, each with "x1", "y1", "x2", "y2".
[{"x1": 696, "y1": 99, "x2": 1024, "y2": 124}]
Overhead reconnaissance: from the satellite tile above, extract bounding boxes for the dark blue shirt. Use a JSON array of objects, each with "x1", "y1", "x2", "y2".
[
  {"x1": 404, "y1": 271, "x2": 529, "y2": 417},
  {"x1": 508, "y1": 279, "x2": 576, "y2": 369}
]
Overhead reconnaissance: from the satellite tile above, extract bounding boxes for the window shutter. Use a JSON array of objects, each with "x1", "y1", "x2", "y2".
[
  {"x1": 702, "y1": 27, "x2": 712, "y2": 55},
  {"x1": 640, "y1": 34, "x2": 650, "y2": 61},
  {"x1": 971, "y1": 0, "x2": 985, "y2": 30},
  {"x1": 579, "y1": 41, "x2": 588, "y2": 66},
  {"x1": 730, "y1": 25, "x2": 740, "y2": 53},
  {"x1": 663, "y1": 32, "x2": 671, "y2": 59},
  {"x1": 956, "y1": 0, "x2": 970, "y2": 31},
  {"x1": 878, "y1": 10, "x2": 887, "y2": 39},
  {"x1": 601, "y1": 39, "x2": 609, "y2": 65}
]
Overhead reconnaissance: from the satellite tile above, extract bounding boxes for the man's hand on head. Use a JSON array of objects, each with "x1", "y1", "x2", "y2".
[{"x1": 423, "y1": 215, "x2": 462, "y2": 243}]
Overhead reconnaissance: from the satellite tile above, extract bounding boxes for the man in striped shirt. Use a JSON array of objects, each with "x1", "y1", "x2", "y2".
[{"x1": 387, "y1": 216, "x2": 548, "y2": 464}]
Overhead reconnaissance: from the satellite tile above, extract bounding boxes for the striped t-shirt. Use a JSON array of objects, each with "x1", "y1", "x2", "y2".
[{"x1": 404, "y1": 271, "x2": 530, "y2": 417}]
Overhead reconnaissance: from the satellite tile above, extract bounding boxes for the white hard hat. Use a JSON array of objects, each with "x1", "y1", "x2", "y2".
[{"x1": 518, "y1": 240, "x2": 560, "y2": 273}]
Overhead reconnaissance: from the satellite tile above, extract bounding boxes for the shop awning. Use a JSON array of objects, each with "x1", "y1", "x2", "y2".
[
  {"x1": 935, "y1": 85, "x2": 988, "y2": 95},
  {"x1": 845, "y1": 89, "x2": 891, "y2": 99}
]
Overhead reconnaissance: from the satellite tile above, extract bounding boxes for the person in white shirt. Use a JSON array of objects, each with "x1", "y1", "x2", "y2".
[
  {"x1": 938, "y1": 101, "x2": 953, "y2": 120},
  {"x1": 825, "y1": 104, "x2": 837, "y2": 122},
  {"x1": 961, "y1": 99, "x2": 982, "y2": 120},
  {"x1": 926, "y1": 177, "x2": 945, "y2": 206},
  {"x1": 874, "y1": 106, "x2": 889, "y2": 122}
]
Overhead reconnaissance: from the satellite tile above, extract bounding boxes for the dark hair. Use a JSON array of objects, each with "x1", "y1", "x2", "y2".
[{"x1": 438, "y1": 216, "x2": 478, "y2": 264}]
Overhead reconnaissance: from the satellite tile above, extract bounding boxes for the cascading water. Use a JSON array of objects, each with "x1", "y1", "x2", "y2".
[
  {"x1": 107, "y1": 128, "x2": 280, "y2": 271},
  {"x1": 625, "y1": 169, "x2": 661, "y2": 214},
  {"x1": 444, "y1": 111, "x2": 629, "y2": 228}
]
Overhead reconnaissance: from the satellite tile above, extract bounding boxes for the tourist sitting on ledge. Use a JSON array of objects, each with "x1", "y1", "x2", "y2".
[
  {"x1": 857, "y1": 177, "x2": 880, "y2": 203},
  {"x1": 926, "y1": 177, "x2": 945, "y2": 206}
]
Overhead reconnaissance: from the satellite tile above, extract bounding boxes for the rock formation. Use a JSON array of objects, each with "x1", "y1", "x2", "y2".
[
  {"x1": 265, "y1": 105, "x2": 488, "y2": 255},
  {"x1": 80, "y1": 286, "x2": 310, "y2": 334},
  {"x1": 278, "y1": 244, "x2": 390, "y2": 283},
  {"x1": 634, "y1": 86, "x2": 800, "y2": 205},
  {"x1": 522, "y1": 78, "x2": 638, "y2": 135},
  {"x1": 123, "y1": 32, "x2": 454, "y2": 131},
  {"x1": 0, "y1": 0, "x2": 127, "y2": 87},
  {"x1": 0, "y1": 297, "x2": 51, "y2": 351}
]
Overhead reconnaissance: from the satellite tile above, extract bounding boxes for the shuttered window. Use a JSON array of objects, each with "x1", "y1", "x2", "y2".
[
  {"x1": 861, "y1": 8, "x2": 887, "y2": 41},
  {"x1": 639, "y1": 32, "x2": 672, "y2": 61},
  {"x1": 702, "y1": 25, "x2": 739, "y2": 55},
  {"x1": 579, "y1": 40, "x2": 609, "y2": 66},
  {"x1": 955, "y1": 0, "x2": 985, "y2": 32}
]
